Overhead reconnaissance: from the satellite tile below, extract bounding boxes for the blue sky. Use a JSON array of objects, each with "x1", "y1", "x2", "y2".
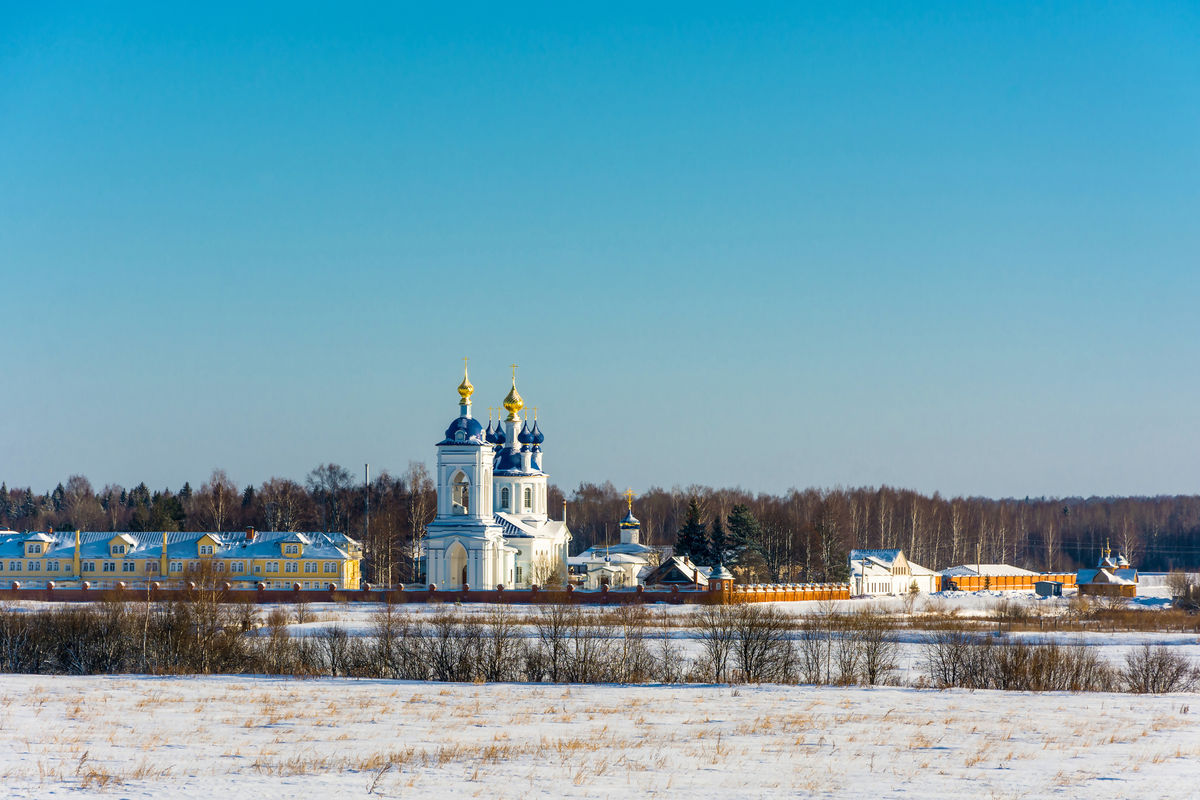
[{"x1": 2, "y1": 2, "x2": 1198, "y2": 498}]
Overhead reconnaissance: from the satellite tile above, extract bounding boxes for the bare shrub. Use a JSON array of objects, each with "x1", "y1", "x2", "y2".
[
  {"x1": 922, "y1": 630, "x2": 977, "y2": 688},
  {"x1": 371, "y1": 604, "x2": 426, "y2": 680},
  {"x1": 611, "y1": 605, "x2": 656, "y2": 684},
  {"x1": 730, "y1": 605, "x2": 794, "y2": 684},
  {"x1": 795, "y1": 617, "x2": 832, "y2": 685},
  {"x1": 1166, "y1": 572, "x2": 1199, "y2": 612},
  {"x1": 853, "y1": 610, "x2": 898, "y2": 685},
  {"x1": 534, "y1": 604, "x2": 573, "y2": 682},
  {"x1": 921, "y1": 635, "x2": 1114, "y2": 692},
  {"x1": 650, "y1": 605, "x2": 685, "y2": 684},
  {"x1": 696, "y1": 605, "x2": 737, "y2": 683},
  {"x1": 1121, "y1": 645, "x2": 1200, "y2": 693},
  {"x1": 477, "y1": 605, "x2": 524, "y2": 682}
]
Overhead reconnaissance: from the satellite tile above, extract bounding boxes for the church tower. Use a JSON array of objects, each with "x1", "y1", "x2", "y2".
[
  {"x1": 491, "y1": 367, "x2": 550, "y2": 524},
  {"x1": 619, "y1": 489, "x2": 641, "y2": 546},
  {"x1": 424, "y1": 361, "x2": 510, "y2": 589}
]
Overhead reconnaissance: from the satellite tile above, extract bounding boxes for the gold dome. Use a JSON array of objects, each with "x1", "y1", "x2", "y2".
[
  {"x1": 502, "y1": 366, "x2": 524, "y2": 420},
  {"x1": 457, "y1": 359, "x2": 473, "y2": 404}
]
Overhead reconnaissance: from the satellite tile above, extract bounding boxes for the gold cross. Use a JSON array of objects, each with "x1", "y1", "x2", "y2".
[
  {"x1": 625, "y1": 488, "x2": 634, "y2": 511},
  {"x1": 510, "y1": 363, "x2": 518, "y2": 381}
]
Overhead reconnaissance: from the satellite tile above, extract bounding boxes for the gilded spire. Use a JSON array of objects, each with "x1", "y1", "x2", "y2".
[
  {"x1": 502, "y1": 363, "x2": 524, "y2": 420},
  {"x1": 457, "y1": 357, "x2": 474, "y2": 404},
  {"x1": 625, "y1": 488, "x2": 634, "y2": 512}
]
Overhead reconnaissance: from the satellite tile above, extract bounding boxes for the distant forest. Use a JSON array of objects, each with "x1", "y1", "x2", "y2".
[{"x1": 3, "y1": 468, "x2": 1199, "y2": 583}]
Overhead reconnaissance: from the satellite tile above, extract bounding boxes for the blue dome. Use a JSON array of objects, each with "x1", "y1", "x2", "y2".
[
  {"x1": 620, "y1": 509, "x2": 640, "y2": 528},
  {"x1": 485, "y1": 420, "x2": 498, "y2": 444},
  {"x1": 492, "y1": 423, "x2": 506, "y2": 445},
  {"x1": 530, "y1": 421, "x2": 544, "y2": 445},
  {"x1": 517, "y1": 420, "x2": 534, "y2": 445},
  {"x1": 440, "y1": 416, "x2": 485, "y2": 445},
  {"x1": 494, "y1": 447, "x2": 525, "y2": 473}
]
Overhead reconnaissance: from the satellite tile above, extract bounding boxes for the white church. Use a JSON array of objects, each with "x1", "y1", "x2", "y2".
[{"x1": 424, "y1": 364, "x2": 571, "y2": 589}]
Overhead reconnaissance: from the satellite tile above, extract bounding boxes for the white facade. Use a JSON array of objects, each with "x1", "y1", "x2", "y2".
[
  {"x1": 424, "y1": 367, "x2": 570, "y2": 589},
  {"x1": 568, "y1": 496, "x2": 658, "y2": 588},
  {"x1": 850, "y1": 549, "x2": 939, "y2": 596}
]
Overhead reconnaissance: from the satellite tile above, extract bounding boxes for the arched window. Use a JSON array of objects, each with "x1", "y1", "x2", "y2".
[
  {"x1": 452, "y1": 472, "x2": 470, "y2": 514},
  {"x1": 500, "y1": 486, "x2": 510, "y2": 510},
  {"x1": 524, "y1": 486, "x2": 533, "y2": 511}
]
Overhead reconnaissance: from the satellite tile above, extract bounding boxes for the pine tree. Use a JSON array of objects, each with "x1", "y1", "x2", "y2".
[
  {"x1": 709, "y1": 515, "x2": 729, "y2": 566},
  {"x1": 674, "y1": 498, "x2": 712, "y2": 566},
  {"x1": 726, "y1": 504, "x2": 761, "y2": 557}
]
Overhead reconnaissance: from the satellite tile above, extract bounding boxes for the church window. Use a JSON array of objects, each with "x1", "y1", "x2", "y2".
[
  {"x1": 501, "y1": 487, "x2": 510, "y2": 510},
  {"x1": 452, "y1": 472, "x2": 470, "y2": 513},
  {"x1": 524, "y1": 487, "x2": 532, "y2": 510}
]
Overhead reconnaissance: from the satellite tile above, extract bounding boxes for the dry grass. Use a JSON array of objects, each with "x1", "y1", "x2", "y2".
[{"x1": 1, "y1": 676, "x2": 1198, "y2": 798}]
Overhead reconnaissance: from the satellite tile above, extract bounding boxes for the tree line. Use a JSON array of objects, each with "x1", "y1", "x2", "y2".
[
  {"x1": 4, "y1": 472, "x2": 1200, "y2": 582},
  {"x1": 552, "y1": 483, "x2": 1200, "y2": 579}
]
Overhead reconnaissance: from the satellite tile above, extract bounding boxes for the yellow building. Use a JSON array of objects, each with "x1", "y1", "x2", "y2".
[{"x1": 0, "y1": 528, "x2": 362, "y2": 590}]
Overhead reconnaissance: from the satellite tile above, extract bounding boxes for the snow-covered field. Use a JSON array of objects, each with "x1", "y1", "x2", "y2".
[{"x1": 3, "y1": 675, "x2": 1200, "y2": 798}]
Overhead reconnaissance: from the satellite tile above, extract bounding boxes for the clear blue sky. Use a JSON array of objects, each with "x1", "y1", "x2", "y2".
[{"x1": 3, "y1": 2, "x2": 1198, "y2": 499}]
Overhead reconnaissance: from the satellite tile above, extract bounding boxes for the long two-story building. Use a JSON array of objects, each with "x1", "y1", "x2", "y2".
[{"x1": 0, "y1": 527, "x2": 362, "y2": 589}]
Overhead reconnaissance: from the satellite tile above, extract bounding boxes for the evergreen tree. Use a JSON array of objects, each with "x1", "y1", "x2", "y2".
[
  {"x1": 708, "y1": 515, "x2": 729, "y2": 566},
  {"x1": 726, "y1": 503, "x2": 762, "y2": 556},
  {"x1": 674, "y1": 498, "x2": 712, "y2": 566}
]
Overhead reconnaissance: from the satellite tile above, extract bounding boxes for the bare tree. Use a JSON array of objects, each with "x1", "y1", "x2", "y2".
[{"x1": 200, "y1": 469, "x2": 239, "y2": 532}]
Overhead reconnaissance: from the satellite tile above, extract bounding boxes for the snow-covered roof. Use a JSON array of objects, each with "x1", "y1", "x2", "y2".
[
  {"x1": 941, "y1": 564, "x2": 1038, "y2": 577},
  {"x1": 849, "y1": 549, "x2": 902, "y2": 566},
  {"x1": 568, "y1": 551, "x2": 648, "y2": 567},
  {"x1": 1077, "y1": 568, "x2": 1138, "y2": 586},
  {"x1": 493, "y1": 513, "x2": 569, "y2": 541}
]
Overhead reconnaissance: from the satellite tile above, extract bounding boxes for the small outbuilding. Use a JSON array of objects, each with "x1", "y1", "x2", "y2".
[
  {"x1": 1034, "y1": 580, "x2": 1064, "y2": 598},
  {"x1": 1077, "y1": 544, "x2": 1137, "y2": 598}
]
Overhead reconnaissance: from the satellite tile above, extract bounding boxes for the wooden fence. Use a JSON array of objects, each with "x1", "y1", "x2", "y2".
[
  {"x1": 938, "y1": 573, "x2": 1077, "y2": 592},
  {"x1": 0, "y1": 581, "x2": 850, "y2": 606}
]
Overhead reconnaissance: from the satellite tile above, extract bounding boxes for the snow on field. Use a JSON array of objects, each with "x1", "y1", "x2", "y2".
[{"x1": 2, "y1": 675, "x2": 1199, "y2": 799}]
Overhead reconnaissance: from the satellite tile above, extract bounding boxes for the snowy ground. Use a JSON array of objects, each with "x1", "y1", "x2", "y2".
[{"x1": 2, "y1": 675, "x2": 1199, "y2": 799}]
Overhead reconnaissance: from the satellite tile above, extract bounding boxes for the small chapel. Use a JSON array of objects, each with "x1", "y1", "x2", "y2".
[{"x1": 424, "y1": 363, "x2": 571, "y2": 589}]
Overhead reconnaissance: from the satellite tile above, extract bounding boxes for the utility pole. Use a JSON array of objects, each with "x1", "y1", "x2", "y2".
[{"x1": 976, "y1": 541, "x2": 982, "y2": 590}]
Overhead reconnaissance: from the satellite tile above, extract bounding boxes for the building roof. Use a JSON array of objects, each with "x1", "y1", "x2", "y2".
[
  {"x1": 440, "y1": 415, "x2": 487, "y2": 446},
  {"x1": 941, "y1": 564, "x2": 1038, "y2": 578},
  {"x1": 849, "y1": 549, "x2": 903, "y2": 566},
  {"x1": 493, "y1": 513, "x2": 569, "y2": 542},
  {"x1": 641, "y1": 555, "x2": 708, "y2": 586},
  {"x1": 1077, "y1": 567, "x2": 1138, "y2": 586}
]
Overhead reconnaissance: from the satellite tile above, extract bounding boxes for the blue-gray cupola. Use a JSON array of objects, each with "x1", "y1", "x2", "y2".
[
  {"x1": 619, "y1": 489, "x2": 641, "y2": 545},
  {"x1": 438, "y1": 362, "x2": 485, "y2": 444}
]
